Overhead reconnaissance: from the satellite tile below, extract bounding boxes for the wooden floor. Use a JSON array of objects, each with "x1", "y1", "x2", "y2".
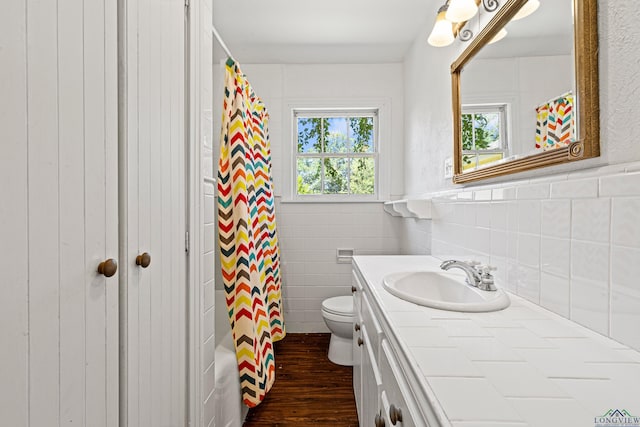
[{"x1": 243, "y1": 333, "x2": 359, "y2": 427}]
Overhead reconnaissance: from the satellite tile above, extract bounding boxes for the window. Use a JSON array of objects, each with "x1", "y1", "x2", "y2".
[
  {"x1": 461, "y1": 104, "x2": 509, "y2": 171},
  {"x1": 294, "y1": 109, "x2": 378, "y2": 198}
]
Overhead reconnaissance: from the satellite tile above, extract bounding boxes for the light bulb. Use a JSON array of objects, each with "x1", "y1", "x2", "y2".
[
  {"x1": 428, "y1": 7, "x2": 455, "y2": 47},
  {"x1": 446, "y1": 0, "x2": 479, "y2": 22},
  {"x1": 488, "y1": 28, "x2": 508, "y2": 44},
  {"x1": 512, "y1": 0, "x2": 540, "y2": 20}
]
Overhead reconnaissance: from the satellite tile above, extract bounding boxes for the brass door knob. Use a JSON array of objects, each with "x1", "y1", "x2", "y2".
[
  {"x1": 375, "y1": 412, "x2": 385, "y2": 427},
  {"x1": 357, "y1": 338, "x2": 363, "y2": 347},
  {"x1": 136, "y1": 252, "x2": 151, "y2": 268},
  {"x1": 389, "y1": 404, "x2": 403, "y2": 425},
  {"x1": 351, "y1": 285, "x2": 357, "y2": 293},
  {"x1": 98, "y1": 259, "x2": 118, "y2": 277},
  {"x1": 354, "y1": 323, "x2": 361, "y2": 332}
]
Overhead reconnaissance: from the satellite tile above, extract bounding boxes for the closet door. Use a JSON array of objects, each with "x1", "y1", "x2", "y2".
[
  {"x1": 0, "y1": 1, "x2": 119, "y2": 426},
  {"x1": 120, "y1": 0, "x2": 188, "y2": 426}
]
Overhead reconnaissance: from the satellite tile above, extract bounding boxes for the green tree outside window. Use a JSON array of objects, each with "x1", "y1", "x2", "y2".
[
  {"x1": 296, "y1": 114, "x2": 376, "y2": 195},
  {"x1": 461, "y1": 106, "x2": 507, "y2": 170}
]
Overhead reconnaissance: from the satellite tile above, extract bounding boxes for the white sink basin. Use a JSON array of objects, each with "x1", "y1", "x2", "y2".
[{"x1": 382, "y1": 271, "x2": 510, "y2": 312}]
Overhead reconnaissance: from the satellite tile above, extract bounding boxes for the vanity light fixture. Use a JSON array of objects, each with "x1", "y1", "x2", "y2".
[
  {"x1": 445, "y1": 0, "x2": 479, "y2": 23},
  {"x1": 512, "y1": 0, "x2": 540, "y2": 20},
  {"x1": 428, "y1": 4, "x2": 455, "y2": 47},
  {"x1": 488, "y1": 28, "x2": 508, "y2": 44},
  {"x1": 428, "y1": 0, "x2": 500, "y2": 47}
]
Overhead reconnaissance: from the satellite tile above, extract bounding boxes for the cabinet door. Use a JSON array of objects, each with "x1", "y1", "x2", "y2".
[
  {"x1": 0, "y1": 1, "x2": 119, "y2": 425},
  {"x1": 353, "y1": 316, "x2": 363, "y2": 421},
  {"x1": 361, "y1": 327, "x2": 383, "y2": 427},
  {"x1": 380, "y1": 391, "x2": 396, "y2": 427},
  {"x1": 361, "y1": 293, "x2": 383, "y2": 361},
  {"x1": 120, "y1": 0, "x2": 188, "y2": 426},
  {"x1": 353, "y1": 279, "x2": 363, "y2": 420},
  {"x1": 380, "y1": 340, "x2": 419, "y2": 427}
]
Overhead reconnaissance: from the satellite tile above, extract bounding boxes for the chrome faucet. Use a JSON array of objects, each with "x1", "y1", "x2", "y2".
[{"x1": 439, "y1": 260, "x2": 497, "y2": 291}]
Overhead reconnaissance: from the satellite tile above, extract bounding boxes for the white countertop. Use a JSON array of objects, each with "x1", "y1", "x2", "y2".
[{"x1": 353, "y1": 255, "x2": 640, "y2": 427}]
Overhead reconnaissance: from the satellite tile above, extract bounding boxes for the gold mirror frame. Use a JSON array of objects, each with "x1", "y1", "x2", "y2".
[{"x1": 451, "y1": 0, "x2": 599, "y2": 184}]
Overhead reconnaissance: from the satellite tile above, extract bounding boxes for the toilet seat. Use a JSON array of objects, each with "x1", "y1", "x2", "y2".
[{"x1": 321, "y1": 296, "x2": 354, "y2": 317}]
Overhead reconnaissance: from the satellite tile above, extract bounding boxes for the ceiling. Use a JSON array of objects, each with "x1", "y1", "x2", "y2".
[
  {"x1": 212, "y1": 0, "x2": 435, "y2": 64},
  {"x1": 477, "y1": 0, "x2": 574, "y2": 59},
  {"x1": 212, "y1": 0, "x2": 574, "y2": 64}
]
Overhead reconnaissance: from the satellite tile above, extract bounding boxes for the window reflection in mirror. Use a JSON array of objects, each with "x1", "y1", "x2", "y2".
[
  {"x1": 461, "y1": 104, "x2": 508, "y2": 171},
  {"x1": 459, "y1": 0, "x2": 575, "y2": 173}
]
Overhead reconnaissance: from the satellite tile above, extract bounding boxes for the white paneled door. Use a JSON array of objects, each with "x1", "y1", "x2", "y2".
[
  {"x1": 0, "y1": 1, "x2": 119, "y2": 426},
  {"x1": 120, "y1": 0, "x2": 188, "y2": 426},
  {"x1": 1, "y1": 0, "x2": 189, "y2": 426}
]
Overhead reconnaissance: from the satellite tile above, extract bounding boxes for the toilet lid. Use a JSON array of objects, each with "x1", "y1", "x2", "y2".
[{"x1": 322, "y1": 296, "x2": 354, "y2": 316}]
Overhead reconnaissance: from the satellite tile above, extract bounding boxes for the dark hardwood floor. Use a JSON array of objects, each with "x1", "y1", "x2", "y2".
[{"x1": 243, "y1": 333, "x2": 359, "y2": 427}]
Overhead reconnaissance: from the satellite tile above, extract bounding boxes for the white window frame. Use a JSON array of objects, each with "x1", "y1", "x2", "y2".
[
  {"x1": 461, "y1": 103, "x2": 510, "y2": 170},
  {"x1": 283, "y1": 99, "x2": 391, "y2": 203}
]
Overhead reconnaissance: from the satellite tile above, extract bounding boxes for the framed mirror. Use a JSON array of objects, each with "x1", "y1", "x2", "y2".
[{"x1": 451, "y1": 0, "x2": 599, "y2": 183}]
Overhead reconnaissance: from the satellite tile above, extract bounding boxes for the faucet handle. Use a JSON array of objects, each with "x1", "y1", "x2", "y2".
[
  {"x1": 480, "y1": 265, "x2": 497, "y2": 274},
  {"x1": 478, "y1": 265, "x2": 497, "y2": 291},
  {"x1": 468, "y1": 260, "x2": 481, "y2": 267}
]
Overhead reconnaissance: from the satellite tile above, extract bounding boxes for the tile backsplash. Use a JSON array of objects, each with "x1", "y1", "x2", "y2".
[{"x1": 428, "y1": 163, "x2": 640, "y2": 351}]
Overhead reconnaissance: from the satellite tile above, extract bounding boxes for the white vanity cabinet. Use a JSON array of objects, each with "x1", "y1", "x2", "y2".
[
  {"x1": 351, "y1": 255, "x2": 640, "y2": 427},
  {"x1": 353, "y1": 269, "x2": 382, "y2": 426},
  {"x1": 352, "y1": 271, "x2": 364, "y2": 421},
  {"x1": 352, "y1": 267, "x2": 425, "y2": 427}
]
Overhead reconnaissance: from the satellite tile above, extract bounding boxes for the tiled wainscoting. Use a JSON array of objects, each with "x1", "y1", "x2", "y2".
[
  {"x1": 429, "y1": 163, "x2": 640, "y2": 351},
  {"x1": 400, "y1": 216, "x2": 432, "y2": 256},
  {"x1": 275, "y1": 201, "x2": 405, "y2": 332}
]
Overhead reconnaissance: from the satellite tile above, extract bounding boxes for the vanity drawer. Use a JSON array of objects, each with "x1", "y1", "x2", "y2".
[
  {"x1": 380, "y1": 339, "x2": 419, "y2": 427},
  {"x1": 361, "y1": 326, "x2": 383, "y2": 427},
  {"x1": 362, "y1": 292, "x2": 383, "y2": 361}
]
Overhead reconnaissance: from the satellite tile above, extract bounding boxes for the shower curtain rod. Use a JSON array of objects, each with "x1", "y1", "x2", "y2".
[{"x1": 212, "y1": 24, "x2": 235, "y2": 62}]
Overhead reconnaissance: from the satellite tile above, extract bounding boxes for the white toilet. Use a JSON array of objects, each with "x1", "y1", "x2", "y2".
[{"x1": 321, "y1": 295, "x2": 355, "y2": 366}]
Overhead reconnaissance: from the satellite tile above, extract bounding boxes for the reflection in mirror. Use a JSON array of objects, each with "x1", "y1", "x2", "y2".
[
  {"x1": 451, "y1": 0, "x2": 599, "y2": 184},
  {"x1": 461, "y1": 0, "x2": 574, "y2": 172}
]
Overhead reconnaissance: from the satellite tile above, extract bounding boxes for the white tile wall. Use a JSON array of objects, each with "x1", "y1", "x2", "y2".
[
  {"x1": 276, "y1": 200, "x2": 404, "y2": 332},
  {"x1": 571, "y1": 277, "x2": 609, "y2": 335},
  {"x1": 572, "y1": 198, "x2": 611, "y2": 243},
  {"x1": 540, "y1": 237, "x2": 570, "y2": 278},
  {"x1": 516, "y1": 265, "x2": 541, "y2": 304},
  {"x1": 611, "y1": 197, "x2": 640, "y2": 247},
  {"x1": 428, "y1": 163, "x2": 640, "y2": 351},
  {"x1": 541, "y1": 200, "x2": 571, "y2": 239},
  {"x1": 540, "y1": 272, "x2": 570, "y2": 318},
  {"x1": 610, "y1": 245, "x2": 640, "y2": 349}
]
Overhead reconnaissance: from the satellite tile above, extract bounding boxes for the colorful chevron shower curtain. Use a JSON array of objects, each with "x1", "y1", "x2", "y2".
[
  {"x1": 217, "y1": 58, "x2": 285, "y2": 408},
  {"x1": 535, "y1": 92, "x2": 575, "y2": 151}
]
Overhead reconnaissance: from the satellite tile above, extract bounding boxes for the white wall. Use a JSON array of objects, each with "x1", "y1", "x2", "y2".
[
  {"x1": 402, "y1": 1, "x2": 640, "y2": 347},
  {"x1": 212, "y1": 62, "x2": 407, "y2": 332},
  {"x1": 183, "y1": 0, "x2": 217, "y2": 426},
  {"x1": 403, "y1": 0, "x2": 640, "y2": 197},
  {"x1": 230, "y1": 63, "x2": 406, "y2": 199},
  {"x1": 429, "y1": 165, "x2": 640, "y2": 351},
  {"x1": 195, "y1": 0, "x2": 217, "y2": 425}
]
